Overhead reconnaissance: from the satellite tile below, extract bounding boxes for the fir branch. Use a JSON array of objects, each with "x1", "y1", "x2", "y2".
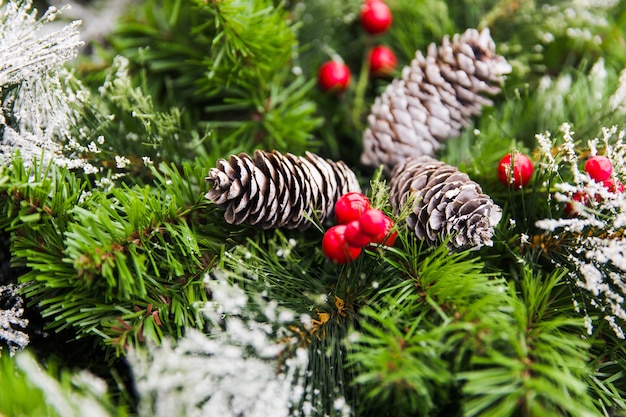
[
  {"x1": 202, "y1": 71, "x2": 323, "y2": 155},
  {"x1": 476, "y1": 0, "x2": 623, "y2": 77},
  {"x1": 73, "y1": 54, "x2": 206, "y2": 173},
  {"x1": 458, "y1": 268, "x2": 599, "y2": 417},
  {"x1": 349, "y1": 308, "x2": 453, "y2": 415},
  {"x1": 0, "y1": 154, "x2": 223, "y2": 356},
  {"x1": 107, "y1": 0, "x2": 322, "y2": 156},
  {"x1": 349, "y1": 239, "x2": 510, "y2": 416}
]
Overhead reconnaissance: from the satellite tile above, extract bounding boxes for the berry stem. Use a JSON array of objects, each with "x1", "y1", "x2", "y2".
[{"x1": 352, "y1": 36, "x2": 374, "y2": 130}]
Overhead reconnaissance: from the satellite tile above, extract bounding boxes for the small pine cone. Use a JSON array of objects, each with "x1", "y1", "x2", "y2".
[
  {"x1": 205, "y1": 150, "x2": 361, "y2": 229},
  {"x1": 389, "y1": 156, "x2": 502, "y2": 249},
  {"x1": 361, "y1": 28, "x2": 511, "y2": 172}
]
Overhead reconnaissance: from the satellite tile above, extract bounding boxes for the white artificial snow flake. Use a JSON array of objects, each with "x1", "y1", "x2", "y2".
[
  {"x1": 87, "y1": 141, "x2": 101, "y2": 153},
  {"x1": 114, "y1": 155, "x2": 130, "y2": 169},
  {"x1": 0, "y1": 283, "x2": 29, "y2": 356},
  {"x1": 605, "y1": 315, "x2": 625, "y2": 339},
  {"x1": 577, "y1": 262, "x2": 603, "y2": 296},
  {"x1": 536, "y1": 131, "x2": 557, "y2": 171},
  {"x1": 584, "y1": 314, "x2": 594, "y2": 336},
  {"x1": 520, "y1": 233, "x2": 530, "y2": 245}
]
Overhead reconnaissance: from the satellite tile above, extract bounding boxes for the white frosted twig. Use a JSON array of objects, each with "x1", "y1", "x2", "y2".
[
  {"x1": 535, "y1": 125, "x2": 626, "y2": 338},
  {"x1": 0, "y1": 0, "x2": 87, "y2": 168}
]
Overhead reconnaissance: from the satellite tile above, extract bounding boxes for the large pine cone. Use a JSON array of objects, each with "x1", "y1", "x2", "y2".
[
  {"x1": 206, "y1": 150, "x2": 361, "y2": 229},
  {"x1": 361, "y1": 28, "x2": 511, "y2": 172},
  {"x1": 389, "y1": 155, "x2": 501, "y2": 249}
]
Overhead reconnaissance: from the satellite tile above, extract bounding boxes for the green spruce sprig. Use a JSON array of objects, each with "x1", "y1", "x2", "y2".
[
  {"x1": 459, "y1": 267, "x2": 597, "y2": 417},
  {"x1": 350, "y1": 238, "x2": 508, "y2": 416},
  {"x1": 108, "y1": 0, "x2": 322, "y2": 156},
  {"x1": 0, "y1": 154, "x2": 227, "y2": 357}
]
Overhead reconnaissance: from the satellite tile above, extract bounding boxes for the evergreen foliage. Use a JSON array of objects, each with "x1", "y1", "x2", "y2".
[
  {"x1": 3, "y1": 0, "x2": 626, "y2": 416},
  {"x1": 0, "y1": 351, "x2": 127, "y2": 417},
  {"x1": 0, "y1": 153, "x2": 225, "y2": 358},
  {"x1": 107, "y1": 0, "x2": 322, "y2": 157}
]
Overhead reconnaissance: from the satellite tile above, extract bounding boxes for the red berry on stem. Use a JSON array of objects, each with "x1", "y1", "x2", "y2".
[
  {"x1": 359, "y1": 208, "x2": 388, "y2": 237},
  {"x1": 497, "y1": 152, "x2": 534, "y2": 188},
  {"x1": 369, "y1": 215, "x2": 397, "y2": 247},
  {"x1": 335, "y1": 192, "x2": 371, "y2": 224},
  {"x1": 360, "y1": 0, "x2": 392, "y2": 35},
  {"x1": 584, "y1": 155, "x2": 613, "y2": 182},
  {"x1": 322, "y1": 225, "x2": 362, "y2": 264},
  {"x1": 345, "y1": 220, "x2": 372, "y2": 247},
  {"x1": 318, "y1": 60, "x2": 351, "y2": 93},
  {"x1": 369, "y1": 45, "x2": 397, "y2": 77}
]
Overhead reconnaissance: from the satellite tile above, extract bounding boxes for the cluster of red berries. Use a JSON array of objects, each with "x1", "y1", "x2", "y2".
[
  {"x1": 322, "y1": 192, "x2": 397, "y2": 264},
  {"x1": 566, "y1": 155, "x2": 624, "y2": 216},
  {"x1": 317, "y1": 0, "x2": 396, "y2": 94},
  {"x1": 497, "y1": 151, "x2": 534, "y2": 188}
]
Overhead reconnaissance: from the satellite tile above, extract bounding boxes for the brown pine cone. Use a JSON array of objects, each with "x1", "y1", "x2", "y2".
[
  {"x1": 206, "y1": 150, "x2": 361, "y2": 229},
  {"x1": 389, "y1": 155, "x2": 502, "y2": 249},
  {"x1": 361, "y1": 28, "x2": 511, "y2": 172}
]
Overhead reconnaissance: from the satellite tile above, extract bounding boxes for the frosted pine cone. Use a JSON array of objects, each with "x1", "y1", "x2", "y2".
[
  {"x1": 389, "y1": 156, "x2": 502, "y2": 249},
  {"x1": 361, "y1": 28, "x2": 511, "y2": 172},
  {"x1": 206, "y1": 150, "x2": 361, "y2": 229}
]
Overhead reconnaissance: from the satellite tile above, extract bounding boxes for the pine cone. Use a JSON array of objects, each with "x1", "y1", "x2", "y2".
[
  {"x1": 206, "y1": 150, "x2": 361, "y2": 229},
  {"x1": 361, "y1": 28, "x2": 511, "y2": 172},
  {"x1": 389, "y1": 155, "x2": 502, "y2": 249}
]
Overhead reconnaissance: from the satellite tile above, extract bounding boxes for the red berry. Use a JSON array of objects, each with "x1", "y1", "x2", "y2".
[
  {"x1": 564, "y1": 191, "x2": 589, "y2": 217},
  {"x1": 318, "y1": 60, "x2": 351, "y2": 93},
  {"x1": 360, "y1": 0, "x2": 392, "y2": 35},
  {"x1": 369, "y1": 215, "x2": 397, "y2": 247},
  {"x1": 584, "y1": 155, "x2": 613, "y2": 182},
  {"x1": 603, "y1": 178, "x2": 625, "y2": 193},
  {"x1": 369, "y1": 45, "x2": 397, "y2": 77},
  {"x1": 335, "y1": 192, "x2": 371, "y2": 224},
  {"x1": 497, "y1": 152, "x2": 534, "y2": 188},
  {"x1": 359, "y1": 208, "x2": 388, "y2": 237},
  {"x1": 345, "y1": 220, "x2": 372, "y2": 247},
  {"x1": 322, "y1": 225, "x2": 362, "y2": 264}
]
